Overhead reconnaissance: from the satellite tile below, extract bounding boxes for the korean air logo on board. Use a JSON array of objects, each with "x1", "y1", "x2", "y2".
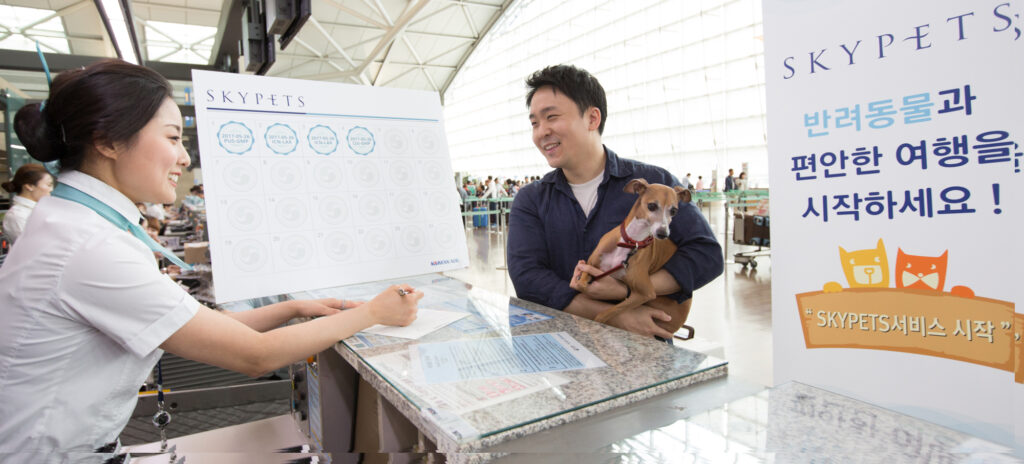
[{"x1": 430, "y1": 258, "x2": 460, "y2": 266}]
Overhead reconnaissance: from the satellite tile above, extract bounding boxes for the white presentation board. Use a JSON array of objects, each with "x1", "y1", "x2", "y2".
[
  {"x1": 764, "y1": 0, "x2": 1022, "y2": 448},
  {"x1": 192, "y1": 71, "x2": 468, "y2": 303}
]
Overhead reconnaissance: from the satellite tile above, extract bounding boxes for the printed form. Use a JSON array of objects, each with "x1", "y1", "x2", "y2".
[
  {"x1": 411, "y1": 332, "x2": 606, "y2": 384},
  {"x1": 368, "y1": 350, "x2": 569, "y2": 414}
]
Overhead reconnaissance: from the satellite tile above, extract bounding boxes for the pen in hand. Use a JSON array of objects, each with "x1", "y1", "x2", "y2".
[{"x1": 397, "y1": 288, "x2": 411, "y2": 296}]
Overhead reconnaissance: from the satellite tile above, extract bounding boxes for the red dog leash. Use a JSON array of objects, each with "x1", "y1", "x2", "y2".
[{"x1": 590, "y1": 222, "x2": 654, "y2": 281}]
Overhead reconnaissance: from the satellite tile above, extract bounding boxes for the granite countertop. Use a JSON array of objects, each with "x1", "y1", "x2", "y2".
[
  {"x1": 291, "y1": 274, "x2": 727, "y2": 454},
  {"x1": 584, "y1": 381, "x2": 1018, "y2": 463}
]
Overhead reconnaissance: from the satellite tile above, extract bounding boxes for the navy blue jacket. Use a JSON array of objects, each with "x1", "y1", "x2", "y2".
[{"x1": 508, "y1": 147, "x2": 723, "y2": 310}]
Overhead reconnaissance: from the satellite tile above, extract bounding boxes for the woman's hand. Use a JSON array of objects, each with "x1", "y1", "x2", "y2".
[
  {"x1": 364, "y1": 285, "x2": 421, "y2": 327},
  {"x1": 291, "y1": 298, "x2": 360, "y2": 318}
]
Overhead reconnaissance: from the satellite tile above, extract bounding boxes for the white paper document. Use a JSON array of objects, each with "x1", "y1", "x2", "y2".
[
  {"x1": 361, "y1": 308, "x2": 467, "y2": 339},
  {"x1": 368, "y1": 350, "x2": 570, "y2": 414},
  {"x1": 411, "y1": 332, "x2": 606, "y2": 384}
]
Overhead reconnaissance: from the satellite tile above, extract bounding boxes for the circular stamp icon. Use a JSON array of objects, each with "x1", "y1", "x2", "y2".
[
  {"x1": 359, "y1": 195, "x2": 387, "y2": 222},
  {"x1": 384, "y1": 128, "x2": 410, "y2": 155},
  {"x1": 227, "y1": 199, "x2": 263, "y2": 230},
  {"x1": 362, "y1": 227, "x2": 393, "y2": 258},
  {"x1": 389, "y1": 162, "x2": 415, "y2": 187},
  {"x1": 280, "y1": 235, "x2": 314, "y2": 267},
  {"x1": 275, "y1": 197, "x2": 309, "y2": 227},
  {"x1": 353, "y1": 160, "x2": 381, "y2": 188},
  {"x1": 313, "y1": 159, "x2": 343, "y2": 189},
  {"x1": 421, "y1": 160, "x2": 446, "y2": 184},
  {"x1": 347, "y1": 126, "x2": 376, "y2": 155},
  {"x1": 323, "y1": 231, "x2": 357, "y2": 262},
  {"x1": 318, "y1": 196, "x2": 349, "y2": 225},
  {"x1": 428, "y1": 191, "x2": 451, "y2": 216},
  {"x1": 432, "y1": 223, "x2": 460, "y2": 249},
  {"x1": 264, "y1": 123, "x2": 299, "y2": 155},
  {"x1": 271, "y1": 160, "x2": 303, "y2": 190},
  {"x1": 308, "y1": 124, "x2": 339, "y2": 155},
  {"x1": 233, "y1": 238, "x2": 268, "y2": 272},
  {"x1": 401, "y1": 226, "x2": 426, "y2": 254},
  {"x1": 217, "y1": 121, "x2": 254, "y2": 155},
  {"x1": 392, "y1": 192, "x2": 420, "y2": 220},
  {"x1": 417, "y1": 130, "x2": 440, "y2": 155},
  {"x1": 223, "y1": 161, "x2": 258, "y2": 192}
]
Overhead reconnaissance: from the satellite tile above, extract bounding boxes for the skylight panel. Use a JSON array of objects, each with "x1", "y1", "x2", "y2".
[
  {"x1": 0, "y1": 5, "x2": 70, "y2": 54},
  {"x1": 144, "y1": 20, "x2": 217, "y2": 64}
]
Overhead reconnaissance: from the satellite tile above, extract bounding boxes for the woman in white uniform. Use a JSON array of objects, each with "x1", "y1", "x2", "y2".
[
  {"x1": 0, "y1": 59, "x2": 422, "y2": 461},
  {"x1": 1, "y1": 163, "x2": 55, "y2": 243}
]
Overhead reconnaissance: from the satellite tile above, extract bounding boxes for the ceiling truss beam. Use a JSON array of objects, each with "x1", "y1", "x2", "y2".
[{"x1": 440, "y1": 0, "x2": 514, "y2": 98}]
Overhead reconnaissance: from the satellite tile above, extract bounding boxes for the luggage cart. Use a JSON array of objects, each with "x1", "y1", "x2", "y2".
[
  {"x1": 724, "y1": 190, "x2": 770, "y2": 269},
  {"x1": 732, "y1": 213, "x2": 770, "y2": 269}
]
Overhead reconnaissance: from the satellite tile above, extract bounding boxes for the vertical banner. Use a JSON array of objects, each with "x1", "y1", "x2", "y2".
[
  {"x1": 764, "y1": 0, "x2": 1022, "y2": 448},
  {"x1": 192, "y1": 71, "x2": 469, "y2": 302}
]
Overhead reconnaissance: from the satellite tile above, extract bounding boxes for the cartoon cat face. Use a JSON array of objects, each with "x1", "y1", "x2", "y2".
[
  {"x1": 838, "y1": 239, "x2": 889, "y2": 288},
  {"x1": 895, "y1": 248, "x2": 948, "y2": 291}
]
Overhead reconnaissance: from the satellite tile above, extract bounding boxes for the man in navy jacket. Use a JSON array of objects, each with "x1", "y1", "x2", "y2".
[{"x1": 508, "y1": 65, "x2": 722, "y2": 339}]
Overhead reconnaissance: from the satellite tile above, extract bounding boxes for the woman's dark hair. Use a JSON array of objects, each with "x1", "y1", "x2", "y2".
[
  {"x1": 13, "y1": 59, "x2": 173, "y2": 171},
  {"x1": 2, "y1": 163, "x2": 53, "y2": 195},
  {"x1": 525, "y1": 64, "x2": 608, "y2": 135}
]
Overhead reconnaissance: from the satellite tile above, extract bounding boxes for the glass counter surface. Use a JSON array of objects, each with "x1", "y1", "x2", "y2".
[
  {"x1": 592, "y1": 382, "x2": 1016, "y2": 463},
  {"x1": 291, "y1": 274, "x2": 727, "y2": 452}
]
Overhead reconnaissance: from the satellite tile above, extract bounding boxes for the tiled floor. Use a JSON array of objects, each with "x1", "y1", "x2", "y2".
[{"x1": 444, "y1": 201, "x2": 774, "y2": 387}]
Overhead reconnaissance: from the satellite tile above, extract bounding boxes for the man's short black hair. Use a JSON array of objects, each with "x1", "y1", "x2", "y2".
[{"x1": 526, "y1": 65, "x2": 608, "y2": 135}]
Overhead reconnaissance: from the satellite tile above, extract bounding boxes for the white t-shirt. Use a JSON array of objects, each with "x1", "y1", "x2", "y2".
[
  {"x1": 0, "y1": 170, "x2": 200, "y2": 455},
  {"x1": 569, "y1": 170, "x2": 604, "y2": 218},
  {"x1": 2, "y1": 194, "x2": 37, "y2": 244}
]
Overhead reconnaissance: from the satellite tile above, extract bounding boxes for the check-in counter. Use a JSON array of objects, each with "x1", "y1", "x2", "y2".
[
  {"x1": 288, "y1": 274, "x2": 1014, "y2": 463},
  {"x1": 126, "y1": 273, "x2": 1014, "y2": 463},
  {"x1": 290, "y1": 274, "x2": 728, "y2": 461}
]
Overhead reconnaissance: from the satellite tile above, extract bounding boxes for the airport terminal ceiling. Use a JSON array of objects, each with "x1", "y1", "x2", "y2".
[
  {"x1": 0, "y1": 0, "x2": 514, "y2": 102},
  {"x1": 1, "y1": 0, "x2": 771, "y2": 188},
  {"x1": 0, "y1": 0, "x2": 513, "y2": 173}
]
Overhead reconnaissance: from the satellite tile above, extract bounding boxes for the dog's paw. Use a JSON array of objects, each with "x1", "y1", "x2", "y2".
[
  {"x1": 822, "y1": 282, "x2": 843, "y2": 293},
  {"x1": 576, "y1": 273, "x2": 592, "y2": 290},
  {"x1": 594, "y1": 310, "x2": 613, "y2": 324},
  {"x1": 950, "y1": 285, "x2": 974, "y2": 298}
]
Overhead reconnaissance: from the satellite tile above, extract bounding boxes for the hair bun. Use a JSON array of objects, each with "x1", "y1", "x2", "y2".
[
  {"x1": 13, "y1": 103, "x2": 63, "y2": 163},
  {"x1": 1, "y1": 181, "x2": 16, "y2": 194}
]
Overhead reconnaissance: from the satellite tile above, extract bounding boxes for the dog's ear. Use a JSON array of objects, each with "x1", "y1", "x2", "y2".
[
  {"x1": 675, "y1": 186, "x2": 691, "y2": 204},
  {"x1": 624, "y1": 178, "x2": 649, "y2": 195}
]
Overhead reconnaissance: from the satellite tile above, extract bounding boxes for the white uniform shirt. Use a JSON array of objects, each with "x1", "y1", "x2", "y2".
[
  {"x1": 2, "y1": 194, "x2": 37, "y2": 244},
  {"x1": 0, "y1": 171, "x2": 200, "y2": 455}
]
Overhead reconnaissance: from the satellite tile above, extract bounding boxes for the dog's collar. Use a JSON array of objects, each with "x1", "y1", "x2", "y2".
[
  {"x1": 589, "y1": 221, "x2": 655, "y2": 282},
  {"x1": 618, "y1": 222, "x2": 654, "y2": 249}
]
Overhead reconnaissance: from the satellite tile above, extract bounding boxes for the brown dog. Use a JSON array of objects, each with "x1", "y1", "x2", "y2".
[{"x1": 576, "y1": 179, "x2": 693, "y2": 336}]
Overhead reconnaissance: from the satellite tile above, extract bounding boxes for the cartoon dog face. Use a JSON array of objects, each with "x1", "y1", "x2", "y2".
[{"x1": 838, "y1": 239, "x2": 889, "y2": 288}]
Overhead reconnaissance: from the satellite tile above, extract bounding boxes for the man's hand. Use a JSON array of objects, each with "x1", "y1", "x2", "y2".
[
  {"x1": 291, "y1": 298, "x2": 362, "y2": 318},
  {"x1": 606, "y1": 306, "x2": 675, "y2": 339},
  {"x1": 570, "y1": 260, "x2": 628, "y2": 301}
]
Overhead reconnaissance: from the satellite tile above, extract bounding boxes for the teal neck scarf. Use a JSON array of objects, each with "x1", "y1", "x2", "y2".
[{"x1": 52, "y1": 183, "x2": 194, "y2": 271}]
